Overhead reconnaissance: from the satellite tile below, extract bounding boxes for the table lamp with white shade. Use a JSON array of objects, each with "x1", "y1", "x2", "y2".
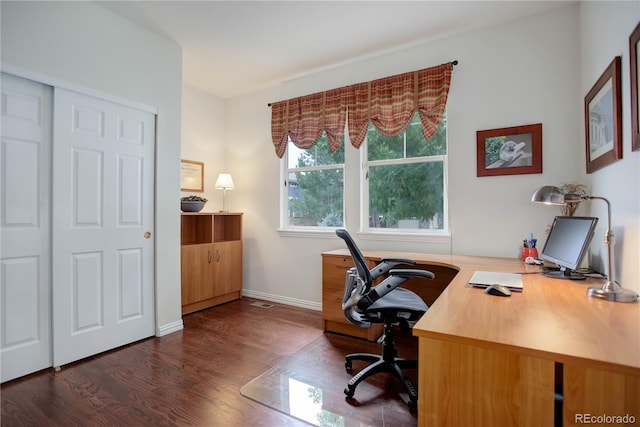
[{"x1": 215, "y1": 173, "x2": 235, "y2": 212}]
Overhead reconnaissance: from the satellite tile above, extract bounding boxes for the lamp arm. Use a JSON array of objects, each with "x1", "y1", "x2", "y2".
[
  {"x1": 583, "y1": 196, "x2": 612, "y2": 232},
  {"x1": 583, "y1": 196, "x2": 616, "y2": 288}
]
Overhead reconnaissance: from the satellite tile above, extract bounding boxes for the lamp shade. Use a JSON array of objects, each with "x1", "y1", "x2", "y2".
[
  {"x1": 215, "y1": 173, "x2": 235, "y2": 190},
  {"x1": 530, "y1": 186, "x2": 565, "y2": 205}
]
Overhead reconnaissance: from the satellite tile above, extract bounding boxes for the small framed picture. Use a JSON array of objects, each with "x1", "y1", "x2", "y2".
[
  {"x1": 584, "y1": 56, "x2": 622, "y2": 173},
  {"x1": 180, "y1": 159, "x2": 204, "y2": 192},
  {"x1": 630, "y1": 23, "x2": 640, "y2": 152},
  {"x1": 476, "y1": 123, "x2": 542, "y2": 177}
]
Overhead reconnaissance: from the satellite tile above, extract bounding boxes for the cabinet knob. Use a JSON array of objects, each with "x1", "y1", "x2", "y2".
[
  {"x1": 144, "y1": 231, "x2": 151, "y2": 239},
  {"x1": 208, "y1": 250, "x2": 212, "y2": 263}
]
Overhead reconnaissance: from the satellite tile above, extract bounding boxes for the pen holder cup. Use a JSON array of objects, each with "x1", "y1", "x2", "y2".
[{"x1": 521, "y1": 247, "x2": 539, "y2": 261}]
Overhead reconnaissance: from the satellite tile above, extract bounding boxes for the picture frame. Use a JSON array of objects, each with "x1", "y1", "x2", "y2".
[
  {"x1": 476, "y1": 123, "x2": 542, "y2": 177},
  {"x1": 584, "y1": 56, "x2": 622, "y2": 174},
  {"x1": 630, "y1": 23, "x2": 640, "y2": 151},
  {"x1": 180, "y1": 159, "x2": 204, "y2": 192}
]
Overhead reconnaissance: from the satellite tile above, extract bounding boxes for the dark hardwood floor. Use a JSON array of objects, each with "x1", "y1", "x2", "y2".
[{"x1": 1, "y1": 298, "x2": 418, "y2": 426}]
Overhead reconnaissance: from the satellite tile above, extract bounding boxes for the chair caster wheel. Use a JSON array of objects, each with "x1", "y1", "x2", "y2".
[
  {"x1": 344, "y1": 387, "x2": 354, "y2": 398},
  {"x1": 408, "y1": 400, "x2": 417, "y2": 412}
]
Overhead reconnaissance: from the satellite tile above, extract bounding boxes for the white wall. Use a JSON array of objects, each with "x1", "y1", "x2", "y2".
[
  {"x1": 181, "y1": 85, "x2": 227, "y2": 209},
  {"x1": 223, "y1": 4, "x2": 590, "y2": 308},
  {"x1": 579, "y1": 1, "x2": 640, "y2": 294},
  {"x1": 0, "y1": 1, "x2": 184, "y2": 332}
]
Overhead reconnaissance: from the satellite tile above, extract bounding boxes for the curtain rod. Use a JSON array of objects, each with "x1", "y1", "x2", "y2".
[{"x1": 267, "y1": 60, "x2": 458, "y2": 107}]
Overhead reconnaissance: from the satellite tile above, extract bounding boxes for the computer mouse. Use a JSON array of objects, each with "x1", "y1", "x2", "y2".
[
  {"x1": 525, "y1": 256, "x2": 543, "y2": 265},
  {"x1": 485, "y1": 284, "x2": 512, "y2": 297}
]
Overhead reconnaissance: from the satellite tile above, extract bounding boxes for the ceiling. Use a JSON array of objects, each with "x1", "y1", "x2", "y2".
[{"x1": 98, "y1": 1, "x2": 572, "y2": 98}]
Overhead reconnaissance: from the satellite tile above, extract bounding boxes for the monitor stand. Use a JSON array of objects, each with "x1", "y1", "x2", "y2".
[{"x1": 544, "y1": 267, "x2": 586, "y2": 280}]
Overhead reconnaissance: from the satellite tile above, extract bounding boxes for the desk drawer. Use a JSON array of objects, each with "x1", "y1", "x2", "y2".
[
  {"x1": 323, "y1": 256, "x2": 353, "y2": 283},
  {"x1": 322, "y1": 255, "x2": 353, "y2": 322}
]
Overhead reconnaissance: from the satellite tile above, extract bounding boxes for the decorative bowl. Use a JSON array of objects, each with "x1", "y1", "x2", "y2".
[{"x1": 181, "y1": 201, "x2": 206, "y2": 212}]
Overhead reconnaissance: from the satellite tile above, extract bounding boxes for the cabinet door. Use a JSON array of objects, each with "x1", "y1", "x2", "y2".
[
  {"x1": 213, "y1": 241, "x2": 242, "y2": 296},
  {"x1": 181, "y1": 243, "x2": 214, "y2": 305}
]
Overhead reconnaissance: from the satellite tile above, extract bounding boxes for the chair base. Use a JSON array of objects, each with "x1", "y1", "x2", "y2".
[{"x1": 343, "y1": 324, "x2": 418, "y2": 411}]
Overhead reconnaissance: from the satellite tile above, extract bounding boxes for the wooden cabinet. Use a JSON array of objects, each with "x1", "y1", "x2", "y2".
[{"x1": 180, "y1": 212, "x2": 242, "y2": 314}]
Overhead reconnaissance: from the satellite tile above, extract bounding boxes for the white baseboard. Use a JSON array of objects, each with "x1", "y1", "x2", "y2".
[
  {"x1": 242, "y1": 289, "x2": 321, "y2": 312},
  {"x1": 156, "y1": 319, "x2": 184, "y2": 337}
]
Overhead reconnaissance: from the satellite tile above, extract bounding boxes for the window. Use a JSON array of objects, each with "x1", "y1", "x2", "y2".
[
  {"x1": 283, "y1": 133, "x2": 344, "y2": 228},
  {"x1": 363, "y1": 112, "x2": 447, "y2": 232},
  {"x1": 280, "y1": 113, "x2": 447, "y2": 235}
]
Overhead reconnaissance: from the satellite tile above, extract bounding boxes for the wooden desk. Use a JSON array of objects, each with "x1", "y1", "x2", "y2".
[{"x1": 322, "y1": 250, "x2": 640, "y2": 427}]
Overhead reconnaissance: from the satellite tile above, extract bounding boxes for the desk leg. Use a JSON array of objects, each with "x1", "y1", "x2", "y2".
[
  {"x1": 563, "y1": 364, "x2": 640, "y2": 426},
  {"x1": 418, "y1": 338, "x2": 554, "y2": 427}
]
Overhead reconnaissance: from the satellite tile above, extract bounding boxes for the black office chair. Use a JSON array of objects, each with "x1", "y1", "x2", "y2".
[{"x1": 336, "y1": 228, "x2": 434, "y2": 411}]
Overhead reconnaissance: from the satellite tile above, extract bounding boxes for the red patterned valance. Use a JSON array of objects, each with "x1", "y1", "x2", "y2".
[{"x1": 271, "y1": 62, "x2": 454, "y2": 158}]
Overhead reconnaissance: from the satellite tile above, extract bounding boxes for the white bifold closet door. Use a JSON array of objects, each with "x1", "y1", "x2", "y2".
[
  {"x1": 0, "y1": 73, "x2": 53, "y2": 382},
  {"x1": 52, "y1": 88, "x2": 155, "y2": 367},
  {"x1": 1, "y1": 74, "x2": 156, "y2": 382}
]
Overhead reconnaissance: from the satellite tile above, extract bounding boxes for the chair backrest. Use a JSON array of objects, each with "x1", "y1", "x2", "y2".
[
  {"x1": 335, "y1": 229, "x2": 373, "y2": 287},
  {"x1": 336, "y1": 228, "x2": 373, "y2": 289},
  {"x1": 336, "y1": 228, "x2": 374, "y2": 327}
]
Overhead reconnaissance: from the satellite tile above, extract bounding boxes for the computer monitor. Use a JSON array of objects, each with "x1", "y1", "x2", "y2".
[{"x1": 540, "y1": 216, "x2": 598, "y2": 280}]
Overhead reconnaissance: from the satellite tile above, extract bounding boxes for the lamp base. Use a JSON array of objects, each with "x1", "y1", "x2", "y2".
[{"x1": 587, "y1": 281, "x2": 639, "y2": 303}]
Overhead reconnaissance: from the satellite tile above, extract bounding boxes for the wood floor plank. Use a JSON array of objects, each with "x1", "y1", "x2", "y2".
[
  {"x1": 1, "y1": 299, "x2": 323, "y2": 426},
  {"x1": 1, "y1": 298, "x2": 418, "y2": 426}
]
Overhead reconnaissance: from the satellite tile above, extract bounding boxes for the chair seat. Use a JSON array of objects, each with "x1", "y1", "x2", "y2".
[{"x1": 367, "y1": 288, "x2": 427, "y2": 321}]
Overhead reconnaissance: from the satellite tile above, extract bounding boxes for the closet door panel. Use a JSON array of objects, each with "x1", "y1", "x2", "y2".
[
  {"x1": 52, "y1": 88, "x2": 155, "y2": 367},
  {"x1": 0, "y1": 73, "x2": 52, "y2": 383}
]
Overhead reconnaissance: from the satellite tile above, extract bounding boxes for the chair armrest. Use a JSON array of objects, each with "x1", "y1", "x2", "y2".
[
  {"x1": 357, "y1": 268, "x2": 434, "y2": 310},
  {"x1": 389, "y1": 269, "x2": 435, "y2": 280},
  {"x1": 371, "y1": 258, "x2": 416, "y2": 279}
]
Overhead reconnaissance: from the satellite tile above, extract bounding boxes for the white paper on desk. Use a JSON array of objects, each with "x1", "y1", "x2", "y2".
[{"x1": 469, "y1": 271, "x2": 523, "y2": 291}]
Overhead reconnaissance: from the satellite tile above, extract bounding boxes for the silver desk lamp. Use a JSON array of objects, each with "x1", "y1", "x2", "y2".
[{"x1": 531, "y1": 185, "x2": 638, "y2": 303}]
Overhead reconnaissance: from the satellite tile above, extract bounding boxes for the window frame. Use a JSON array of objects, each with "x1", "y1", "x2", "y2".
[
  {"x1": 279, "y1": 138, "x2": 346, "y2": 236},
  {"x1": 278, "y1": 118, "x2": 450, "y2": 242},
  {"x1": 360, "y1": 120, "x2": 450, "y2": 238}
]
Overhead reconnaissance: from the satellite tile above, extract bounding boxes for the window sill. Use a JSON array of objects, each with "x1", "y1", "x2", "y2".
[
  {"x1": 277, "y1": 227, "x2": 451, "y2": 244},
  {"x1": 277, "y1": 228, "x2": 339, "y2": 239}
]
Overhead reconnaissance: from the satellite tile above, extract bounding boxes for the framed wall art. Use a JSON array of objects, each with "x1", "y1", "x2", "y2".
[
  {"x1": 630, "y1": 22, "x2": 640, "y2": 152},
  {"x1": 476, "y1": 123, "x2": 542, "y2": 177},
  {"x1": 584, "y1": 56, "x2": 622, "y2": 174},
  {"x1": 180, "y1": 159, "x2": 204, "y2": 192}
]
